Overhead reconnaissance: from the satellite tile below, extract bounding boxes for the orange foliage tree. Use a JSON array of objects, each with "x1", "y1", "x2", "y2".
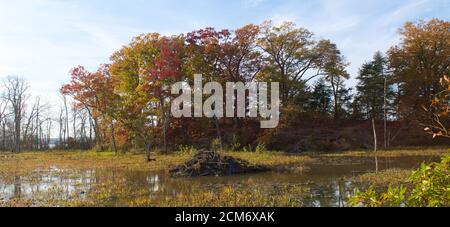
[
  {"x1": 389, "y1": 19, "x2": 450, "y2": 120},
  {"x1": 61, "y1": 65, "x2": 122, "y2": 150}
]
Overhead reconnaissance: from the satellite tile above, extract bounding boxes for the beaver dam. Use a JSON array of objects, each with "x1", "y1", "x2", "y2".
[{"x1": 169, "y1": 151, "x2": 269, "y2": 178}]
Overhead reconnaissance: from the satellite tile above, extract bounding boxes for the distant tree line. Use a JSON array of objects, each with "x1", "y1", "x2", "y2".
[
  {"x1": 0, "y1": 76, "x2": 96, "y2": 152},
  {"x1": 1, "y1": 19, "x2": 448, "y2": 153}
]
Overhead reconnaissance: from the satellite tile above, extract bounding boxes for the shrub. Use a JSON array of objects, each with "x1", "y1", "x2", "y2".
[
  {"x1": 255, "y1": 142, "x2": 267, "y2": 153},
  {"x1": 229, "y1": 135, "x2": 242, "y2": 152},
  {"x1": 176, "y1": 145, "x2": 198, "y2": 155},
  {"x1": 241, "y1": 145, "x2": 254, "y2": 153},
  {"x1": 349, "y1": 155, "x2": 450, "y2": 207},
  {"x1": 211, "y1": 138, "x2": 222, "y2": 151}
]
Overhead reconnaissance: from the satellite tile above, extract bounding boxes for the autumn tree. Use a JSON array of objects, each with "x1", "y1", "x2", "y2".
[
  {"x1": 183, "y1": 24, "x2": 265, "y2": 147},
  {"x1": 320, "y1": 40, "x2": 350, "y2": 119},
  {"x1": 389, "y1": 19, "x2": 450, "y2": 120},
  {"x1": 110, "y1": 33, "x2": 184, "y2": 154},
  {"x1": 61, "y1": 65, "x2": 118, "y2": 151},
  {"x1": 257, "y1": 21, "x2": 347, "y2": 106},
  {"x1": 185, "y1": 27, "x2": 234, "y2": 149},
  {"x1": 218, "y1": 24, "x2": 262, "y2": 83}
]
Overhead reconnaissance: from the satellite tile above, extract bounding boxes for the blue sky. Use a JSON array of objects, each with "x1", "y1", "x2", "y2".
[{"x1": 0, "y1": 0, "x2": 449, "y2": 103}]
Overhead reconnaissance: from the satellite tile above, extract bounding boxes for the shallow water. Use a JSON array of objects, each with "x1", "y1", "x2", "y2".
[{"x1": 0, "y1": 155, "x2": 441, "y2": 207}]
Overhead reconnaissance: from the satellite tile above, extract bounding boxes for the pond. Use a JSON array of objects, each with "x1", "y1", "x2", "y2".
[{"x1": 0, "y1": 155, "x2": 441, "y2": 207}]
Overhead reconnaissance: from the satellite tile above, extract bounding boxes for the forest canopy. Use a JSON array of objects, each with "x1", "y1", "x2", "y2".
[{"x1": 1, "y1": 19, "x2": 449, "y2": 153}]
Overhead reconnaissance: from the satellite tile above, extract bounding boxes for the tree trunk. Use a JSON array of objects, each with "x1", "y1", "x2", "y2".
[
  {"x1": 372, "y1": 119, "x2": 379, "y2": 173},
  {"x1": 89, "y1": 118, "x2": 93, "y2": 147},
  {"x1": 110, "y1": 120, "x2": 117, "y2": 153},
  {"x1": 63, "y1": 96, "x2": 69, "y2": 150},
  {"x1": 331, "y1": 76, "x2": 340, "y2": 120},
  {"x1": 59, "y1": 117, "x2": 62, "y2": 149},
  {"x1": 36, "y1": 105, "x2": 40, "y2": 150},
  {"x1": 1, "y1": 121, "x2": 5, "y2": 151},
  {"x1": 140, "y1": 133, "x2": 155, "y2": 162},
  {"x1": 372, "y1": 119, "x2": 377, "y2": 152},
  {"x1": 14, "y1": 107, "x2": 21, "y2": 152},
  {"x1": 383, "y1": 76, "x2": 388, "y2": 149},
  {"x1": 92, "y1": 116, "x2": 101, "y2": 149},
  {"x1": 159, "y1": 97, "x2": 168, "y2": 153},
  {"x1": 73, "y1": 109, "x2": 77, "y2": 148},
  {"x1": 213, "y1": 116, "x2": 223, "y2": 151}
]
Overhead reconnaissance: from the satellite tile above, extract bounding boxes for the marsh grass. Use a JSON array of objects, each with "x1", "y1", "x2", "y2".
[
  {"x1": 0, "y1": 150, "x2": 315, "y2": 176},
  {"x1": 320, "y1": 147, "x2": 449, "y2": 158},
  {"x1": 0, "y1": 148, "x2": 448, "y2": 207},
  {"x1": 130, "y1": 184, "x2": 308, "y2": 207},
  {"x1": 313, "y1": 147, "x2": 449, "y2": 165},
  {"x1": 351, "y1": 169, "x2": 413, "y2": 188},
  {"x1": 0, "y1": 150, "x2": 191, "y2": 176},
  {"x1": 0, "y1": 168, "x2": 309, "y2": 207}
]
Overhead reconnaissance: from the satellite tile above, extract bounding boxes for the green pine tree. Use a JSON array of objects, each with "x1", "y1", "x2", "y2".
[
  {"x1": 308, "y1": 79, "x2": 333, "y2": 116},
  {"x1": 355, "y1": 52, "x2": 395, "y2": 120}
]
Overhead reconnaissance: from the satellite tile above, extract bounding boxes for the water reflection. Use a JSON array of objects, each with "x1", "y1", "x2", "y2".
[{"x1": 0, "y1": 155, "x2": 440, "y2": 207}]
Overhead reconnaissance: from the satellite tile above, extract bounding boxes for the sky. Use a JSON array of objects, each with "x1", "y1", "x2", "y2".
[{"x1": 0, "y1": 0, "x2": 449, "y2": 105}]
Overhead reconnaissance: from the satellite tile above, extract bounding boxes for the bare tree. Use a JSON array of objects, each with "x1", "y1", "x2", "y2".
[
  {"x1": 23, "y1": 97, "x2": 39, "y2": 149},
  {"x1": 72, "y1": 106, "x2": 77, "y2": 148},
  {"x1": 0, "y1": 99, "x2": 9, "y2": 151},
  {"x1": 58, "y1": 105, "x2": 65, "y2": 149},
  {"x1": 21, "y1": 97, "x2": 51, "y2": 150},
  {"x1": 2, "y1": 76, "x2": 29, "y2": 152},
  {"x1": 77, "y1": 107, "x2": 90, "y2": 148},
  {"x1": 63, "y1": 95, "x2": 69, "y2": 149}
]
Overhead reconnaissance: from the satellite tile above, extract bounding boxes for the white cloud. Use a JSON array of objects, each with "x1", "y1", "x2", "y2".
[
  {"x1": 0, "y1": 0, "x2": 130, "y2": 120},
  {"x1": 242, "y1": 0, "x2": 266, "y2": 8},
  {"x1": 381, "y1": 0, "x2": 431, "y2": 26},
  {"x1": 74, "y1": 23, "x2": 124, "y2": 53}
]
